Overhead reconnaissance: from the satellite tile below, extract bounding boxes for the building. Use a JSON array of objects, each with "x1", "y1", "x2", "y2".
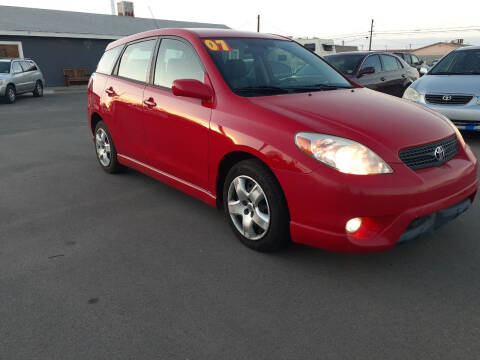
[
  {"x1": 294, "y1": 38, "x2": 336, "y2": 56},
  {"x1": 386, "y1": 40, "x2": 469, "y2": 65},
  {"x1": 0, "y1": 5, "x2": 228, "y2": 86}
]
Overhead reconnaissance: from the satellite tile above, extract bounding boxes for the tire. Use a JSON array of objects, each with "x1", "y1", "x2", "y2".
[
  {"x1": 94, "y1": 121, "x2": 123, "y2": 173},
  {"x1": 4, "y1": 85, "x2": 16, "y2": 104},
  {"x1": 223, "y1": 159, "x2": 290, "y2": 252},
  {"x1": 33, "y1": 81, "x2": 43, "y2": 97}
]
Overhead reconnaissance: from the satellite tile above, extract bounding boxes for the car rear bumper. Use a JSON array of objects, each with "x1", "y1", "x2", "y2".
[{"x1": 274, "y1": 145, "x2": 478, "y2": 253}]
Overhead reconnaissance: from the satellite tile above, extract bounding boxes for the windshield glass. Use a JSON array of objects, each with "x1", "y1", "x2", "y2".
[
  {"x1": 203, "y1": 38, "x2": 353, "y2": 97},
  {"x1": 429, "y1": 49, "x2": 480, "y2": 75},
  {"x1": 0, "y1": 61, "x2": 10, "y2": 74},
  {"x1": 324, "y1": 54, "x2": 364, "y2": 75}
]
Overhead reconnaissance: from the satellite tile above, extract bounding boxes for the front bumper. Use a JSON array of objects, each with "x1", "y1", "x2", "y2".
[
  {"x1": 417, "y1": 95, "x2": 480, "y2": 131},
  {"x1": 274, "y1": 144, "x2": 478, "y2": 253},
  {"x1": 0, "y1": 83, "x2": 6, "y2": 96}
]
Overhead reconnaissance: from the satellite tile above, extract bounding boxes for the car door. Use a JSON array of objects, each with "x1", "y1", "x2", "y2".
[
  {"x1": 379, "y1": 54, "x2": 404, "y2": 96},
  {"x1": 356, "y1": 54, "x2": 384, "y2": 92},
  {"x1": 11, "y1": 61, "x2": 28, "y2": 93},
  {"x1": 20, "y1": 61, "x2": 36, "y2": 91},
  {"x1": 105, "y1": 38, "x2": 157, "y2": 163},
  {"x1": 142, "y1": 37, "x2": 211, "y2": 189}
]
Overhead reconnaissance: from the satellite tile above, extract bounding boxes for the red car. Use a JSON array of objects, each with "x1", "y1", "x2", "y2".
[{"x1": 87, "y1": 29, "x2": 478, "y2": 253}]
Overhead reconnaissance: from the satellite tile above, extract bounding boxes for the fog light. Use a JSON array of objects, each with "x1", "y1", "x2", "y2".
[{"x1": 346, "y1": 217, "x2": 362, "y2": 234}]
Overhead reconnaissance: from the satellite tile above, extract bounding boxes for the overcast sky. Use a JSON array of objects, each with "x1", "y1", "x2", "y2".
[{"x1": 1, "y1": 0, "x2": 479, "y2": 49}]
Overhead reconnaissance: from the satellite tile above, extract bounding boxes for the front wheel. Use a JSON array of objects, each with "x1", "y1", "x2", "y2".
[
  {"x1": 4, "y1": 85, "x2": 16, "y2": 104},
  {"x1": 223, "y1": 159, "x2": 290, "y2": 252}
]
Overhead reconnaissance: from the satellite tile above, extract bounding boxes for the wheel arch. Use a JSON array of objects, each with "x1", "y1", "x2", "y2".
[
  {"x1": 90, "y1": 112, "x2": 103, "y2": 134},
  {"x1": 215, "y1": 150, "x2": 289, "y2": 219}
]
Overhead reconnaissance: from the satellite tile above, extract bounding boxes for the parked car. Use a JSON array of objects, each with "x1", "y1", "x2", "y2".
[
  {"x1": 87, "y1": 29, "x2": 478, "y2": 253},
  {"x1": 394, "y1": 52, "x2": 428, "y2": 75},
  {"x1": 403, "y1": 46, "x2": 480, "y2": 131},
  {"x1": 324, "y1": 52, "x2": 419, "y2": 97},
  {"x1": 0, "y1": 58, "x2": 44, "y2": 103}
]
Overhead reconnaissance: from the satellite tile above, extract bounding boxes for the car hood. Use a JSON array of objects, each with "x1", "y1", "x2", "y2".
[
  {"x1": 0, "y1": 73, "x2": 11, "y2": 79},
  {"x1": 247, "y1": 88, "x2": 455, "y2": 163},
  {"x1": 413, "y1": 74, "x2": 480, "y2": 95}
]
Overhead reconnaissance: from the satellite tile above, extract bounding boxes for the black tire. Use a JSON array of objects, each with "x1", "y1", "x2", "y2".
[
  {"x1": 223, "y1": 159, "x2": 290, "y2": 252},
  {"x1": 33, "y1": 81, "x2": 43, "y2": 97},
  {"x1": 4, "y1": 85, "x2": 16, "y2": 104},
  {"x1": 93, "y1": 121, "x2": 123, "y2": 174}
]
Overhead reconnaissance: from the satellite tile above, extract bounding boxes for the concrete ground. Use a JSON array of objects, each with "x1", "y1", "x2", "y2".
[{"x1": 1, "y1": 92, "x2": 479, "y2": 360}]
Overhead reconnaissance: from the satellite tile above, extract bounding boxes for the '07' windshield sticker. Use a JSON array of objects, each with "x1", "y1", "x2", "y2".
[{"x1": 204, "y1": 39, "x2": 233, "y2": 51}]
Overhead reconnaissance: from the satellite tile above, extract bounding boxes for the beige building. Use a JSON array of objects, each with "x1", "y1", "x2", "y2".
[{"x1": 412, "y1": 41, "x2": 466, "y2": 57}]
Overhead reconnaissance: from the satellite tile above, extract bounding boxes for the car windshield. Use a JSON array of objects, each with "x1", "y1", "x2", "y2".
[
  {"x1": 203, "y1": 38, "x2": 353, "y2": 97},
  {"x1": 0, "y1": 61, "x2": 10, "y2": 74},
  {"x1": 324, "y1": 54, "x2": 364, "y2": 75},
  {"x1": 429, "y1": 49, "x2": 480, "y2": 75}
]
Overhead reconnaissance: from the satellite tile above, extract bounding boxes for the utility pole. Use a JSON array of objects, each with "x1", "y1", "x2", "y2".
[
  {"x1": 368, "y1": 19, "x2": 374, "y2": 51},
  {"x1": 257, "y1": 14, "x2": 260, "y2": 32}
]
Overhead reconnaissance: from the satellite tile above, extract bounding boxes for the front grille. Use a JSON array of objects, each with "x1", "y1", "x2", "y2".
[
  {"x1": 425, "y1": 94, "x2": 473, "y2": 105},
  {"x1": 451, "y1": 119, "x2": 480, "y2": 127},
  {"x1": 399, "y1": 135, "x2": 458, "y2": 170}
]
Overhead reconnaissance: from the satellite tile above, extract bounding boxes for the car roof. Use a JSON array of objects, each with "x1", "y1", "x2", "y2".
[
  {"x1": 0, "y1": 58, "x2": 33, "y2": 61},
  {"x1": 107, "y1": 28, "x2": 290, "y2": 51},
  {"x1": 454, "y1": 45, "x2": 480, "y2": 52}
]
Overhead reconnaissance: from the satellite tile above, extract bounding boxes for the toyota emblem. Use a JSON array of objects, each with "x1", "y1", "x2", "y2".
[
  {"x1": 442, "y1": 95, "x2": 452, "y2": 101},
  {"x1": 434, "y1": 146, "x2": 446, "y2": 161}
]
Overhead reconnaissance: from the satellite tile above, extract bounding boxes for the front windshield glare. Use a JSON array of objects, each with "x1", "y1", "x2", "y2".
[
  {"x1": 203, "y1": 38, "x2": 353, "y2": 96},
  {"x1": 429, "y1": 49, "x2": 480, "y2": 75},
  {"x1": 0, "y1": 62, "x2": 10, "y2": 74}
]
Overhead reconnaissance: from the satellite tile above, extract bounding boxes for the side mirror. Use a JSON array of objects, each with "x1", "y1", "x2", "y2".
[
  {"x1": 172, "y1": 79, "x2": 213, "y2": 101},
  {"x1": 358, "y1": 66, "x2": 375, "y2": 77},
  {"x1": 419, "y1": 67, "x2": 428, "y2": 75}
]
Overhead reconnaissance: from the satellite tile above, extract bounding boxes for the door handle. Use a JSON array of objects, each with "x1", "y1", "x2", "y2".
[
  {"x1": 143, "y1": 98, "x2": 157, "y2": 108},
  {"x1": 105, "y1": 87, "x2": 116, "y2": 96},
  {"x1": 401, "y1": 74, "x2": 406, "y2": 78},
  {"x1": 380, "y1": 77, "x2": 386, "y2": 81}
]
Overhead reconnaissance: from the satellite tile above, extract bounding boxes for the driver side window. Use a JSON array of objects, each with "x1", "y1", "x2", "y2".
[
  {"x1": 12, "y1": 62, "x2": 22, "y2": 73},
  {"x1": 361, "y1": 55, "x2": 382, "y2": 73}
]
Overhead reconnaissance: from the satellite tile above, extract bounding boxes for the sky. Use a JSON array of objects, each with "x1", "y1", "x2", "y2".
[{"x1": 1, "y1": 0, "x2": 479, "y2": 49}]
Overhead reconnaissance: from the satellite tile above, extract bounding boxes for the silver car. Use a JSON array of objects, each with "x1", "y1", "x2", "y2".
[
  {"x1": 0, "y1": 58, "x2": 45, "y2": 104},
  {"x1": 403, "y1": 46, "x2": 480, "y2": 131}
]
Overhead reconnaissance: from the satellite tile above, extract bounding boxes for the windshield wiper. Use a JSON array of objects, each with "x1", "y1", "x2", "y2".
[
  {"x1": 234, "y1": 86, "x2": 290, "y2": 95},
  {"x1": 285, "y1": 84, "x2": 353, "y2": 92}
]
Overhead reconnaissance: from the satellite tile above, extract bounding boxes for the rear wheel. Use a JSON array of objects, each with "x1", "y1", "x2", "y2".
[
  {"x1": 94, "y1": 121, "x2": 123, "y2": 173},
  {"x1": 223, "y1": 159, "x2": 290, "y2": 252},
  {"x1": 33, "y1": 81, "x2": 43, "y2": 97},
  {"x1": 4, "y1": 85, "x2": 16, "y2": 104}
]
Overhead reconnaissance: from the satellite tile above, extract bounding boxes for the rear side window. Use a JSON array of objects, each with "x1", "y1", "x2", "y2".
[
  {"x1": 380, "y1": 55, "x2": 400, "y2": 71},
  {"x1": 117, "y1": 39, "x2": 156, "y2": 82},
  {"x1": 361, "y1": 55, "x2": 382, "y2": 73},
  {"x1": 154, "y1": 39, "x2": 204, "y2": 88},
  {"x1": 20, "y1": 61, "x2": 36, "y2": 72},
  {"x1": 96, "y1": 46, "x2": 123, "y2": 75}
]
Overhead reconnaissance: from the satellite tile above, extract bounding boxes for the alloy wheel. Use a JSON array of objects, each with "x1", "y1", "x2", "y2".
[
  {"x1": 95, "y1": 128, "x2": 111, "y2": 167},
  {"x1": 227, "y1": 175, "x2": 270, "y2": 240}
]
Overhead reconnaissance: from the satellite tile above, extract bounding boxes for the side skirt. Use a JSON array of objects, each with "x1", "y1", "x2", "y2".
[{"x1": 117, "y1": 154, "x2": 217, "y2": 208}]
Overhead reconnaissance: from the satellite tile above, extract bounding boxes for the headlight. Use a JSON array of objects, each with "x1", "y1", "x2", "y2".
[
  {"x1": 295, "y1": 133, "x2": 393, "y2": 175},
  {"x1": 403, "y1": 87, "x2": 420, "y2": 102}
]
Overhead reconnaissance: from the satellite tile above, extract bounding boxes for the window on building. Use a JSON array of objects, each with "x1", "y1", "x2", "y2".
[
  {"x1": 0, "y1": 42, "x2": 21, "y2": 58},
  {"x1": 303, "y1": 43, "x2": 316, "y2": 52},
  {"x1": 154, "y1": 39, "x2": 204, "y2": 88},
  {"x1": 96, "y1": 45, "x2": 123, "y2": 75},
  {"x1": 117, "y1": 39, "x2": 156, "y2": 82},
  {"x1": 322, "y1": 44, "x2": 334, "y2": 52},
  {"x1": 380, "y1": 55, "x2": 400, "y2": 71}
]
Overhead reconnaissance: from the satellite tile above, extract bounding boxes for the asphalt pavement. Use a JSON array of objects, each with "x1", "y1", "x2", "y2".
[{"x1": 1, "y1": 92, "x2": 479, "y2": 360}]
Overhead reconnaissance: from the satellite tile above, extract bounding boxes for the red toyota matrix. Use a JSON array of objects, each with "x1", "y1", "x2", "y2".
[{"x1": 87, "y1": 29, "x2": 478, "y2": 253}]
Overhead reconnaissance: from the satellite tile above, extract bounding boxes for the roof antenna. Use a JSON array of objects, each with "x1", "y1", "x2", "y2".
[{"x1": 148, "y1": 6, "x2": 160, "y2": 29}]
